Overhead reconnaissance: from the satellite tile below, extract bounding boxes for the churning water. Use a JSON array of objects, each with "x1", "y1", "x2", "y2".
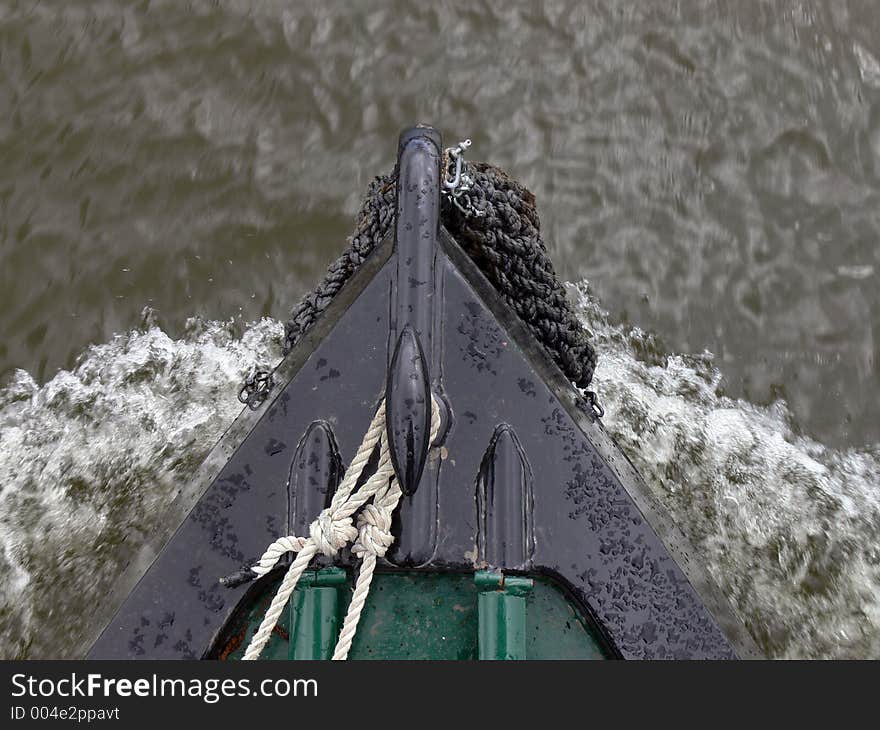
[{"x1": 1, "y1": 1, "x2": 879, "y2": 658}]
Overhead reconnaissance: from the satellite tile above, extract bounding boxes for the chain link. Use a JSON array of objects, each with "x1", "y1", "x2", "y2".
[
  {"x1": 238, "y1": 367, "x2": 274, "y2": 410},
  {"x1": 583, "y1": 390, "x2": 605, "y2": 419},
  {"x1": 442, "y1": 138, "x2": 485, "y2": 217}
]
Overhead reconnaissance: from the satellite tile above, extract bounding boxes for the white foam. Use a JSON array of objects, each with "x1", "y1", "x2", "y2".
[
  {"x1": 571, "y1": 281, "x2": 880, "y2": 658},
  {"x1": 0, "y1": 314, "x2": 284, "y2": 658}
]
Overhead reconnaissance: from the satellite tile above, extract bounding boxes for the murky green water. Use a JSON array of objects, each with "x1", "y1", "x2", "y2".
[{"x1": 1, "y1": 1, "x2": 879, "y2": 658}]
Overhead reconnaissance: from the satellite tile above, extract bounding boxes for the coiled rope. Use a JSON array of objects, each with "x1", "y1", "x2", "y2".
[{"x1": 243, "y1": 396, "x2": 441, "y2": 661}]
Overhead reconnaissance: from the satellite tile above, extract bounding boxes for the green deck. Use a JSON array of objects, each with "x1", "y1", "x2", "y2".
[{"x1": 217, "y1": 570, "x2": 608, "y2": 660}]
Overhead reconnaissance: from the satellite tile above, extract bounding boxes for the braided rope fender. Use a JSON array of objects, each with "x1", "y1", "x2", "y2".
[{"x1": 284, "y1": 165, "x2": 596, "y2": 389}]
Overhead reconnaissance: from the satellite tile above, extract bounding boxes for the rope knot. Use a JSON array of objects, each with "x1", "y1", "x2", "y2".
[
  {"x1": 353, "y1": 502, "x2": 395, "y2": 558},
  {"x1": 309, "y1": 509, "x2": 357, "y2": 557},
  {"x1": 245, "y1": 395, "x2": 441, "y2": 661}
]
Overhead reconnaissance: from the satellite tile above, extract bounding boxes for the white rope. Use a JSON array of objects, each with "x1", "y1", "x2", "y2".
[
  {"x1": 249, "y1": 535, "x2": 308, "y2": 576},
  {"x1": 331, "y1": 477, "x2": 402, "y2": 659},
  {"x1": 242, "y1": 396, "x2": 440, "y2": 661},
  {"x1": 243, "y1": 401, "x2": 390, "y2": 660}
]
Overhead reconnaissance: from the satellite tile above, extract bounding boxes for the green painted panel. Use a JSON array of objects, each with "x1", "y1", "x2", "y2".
[
  {"x1": 288, "y1": 568, "x2": 347, "y2": 660},
  {"x1": 478, "y1": 592, "x2": 528, "y2": 660},
  {"x1": 219, "y1": 572, "x2": 607, "y2": 660},
  {"x1": 289, "y1": 587, "x2": 339, "y2": 660}
]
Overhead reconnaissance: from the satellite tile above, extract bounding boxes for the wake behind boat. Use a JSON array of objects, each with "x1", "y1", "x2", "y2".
[{"x1": 85, "y1": 126, "x2": 759, "y2": 660}]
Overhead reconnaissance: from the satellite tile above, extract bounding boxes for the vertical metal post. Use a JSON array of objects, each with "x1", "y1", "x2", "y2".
[
  {"x1": 289, "y1": 567, "x2": 348, "y2": 660},
  {"x1": 475, "y1": 570, "x2": 533, "y2": 660},
  {"x1": 387, "y1": 126, "x2": 444, "y2": 565}
]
